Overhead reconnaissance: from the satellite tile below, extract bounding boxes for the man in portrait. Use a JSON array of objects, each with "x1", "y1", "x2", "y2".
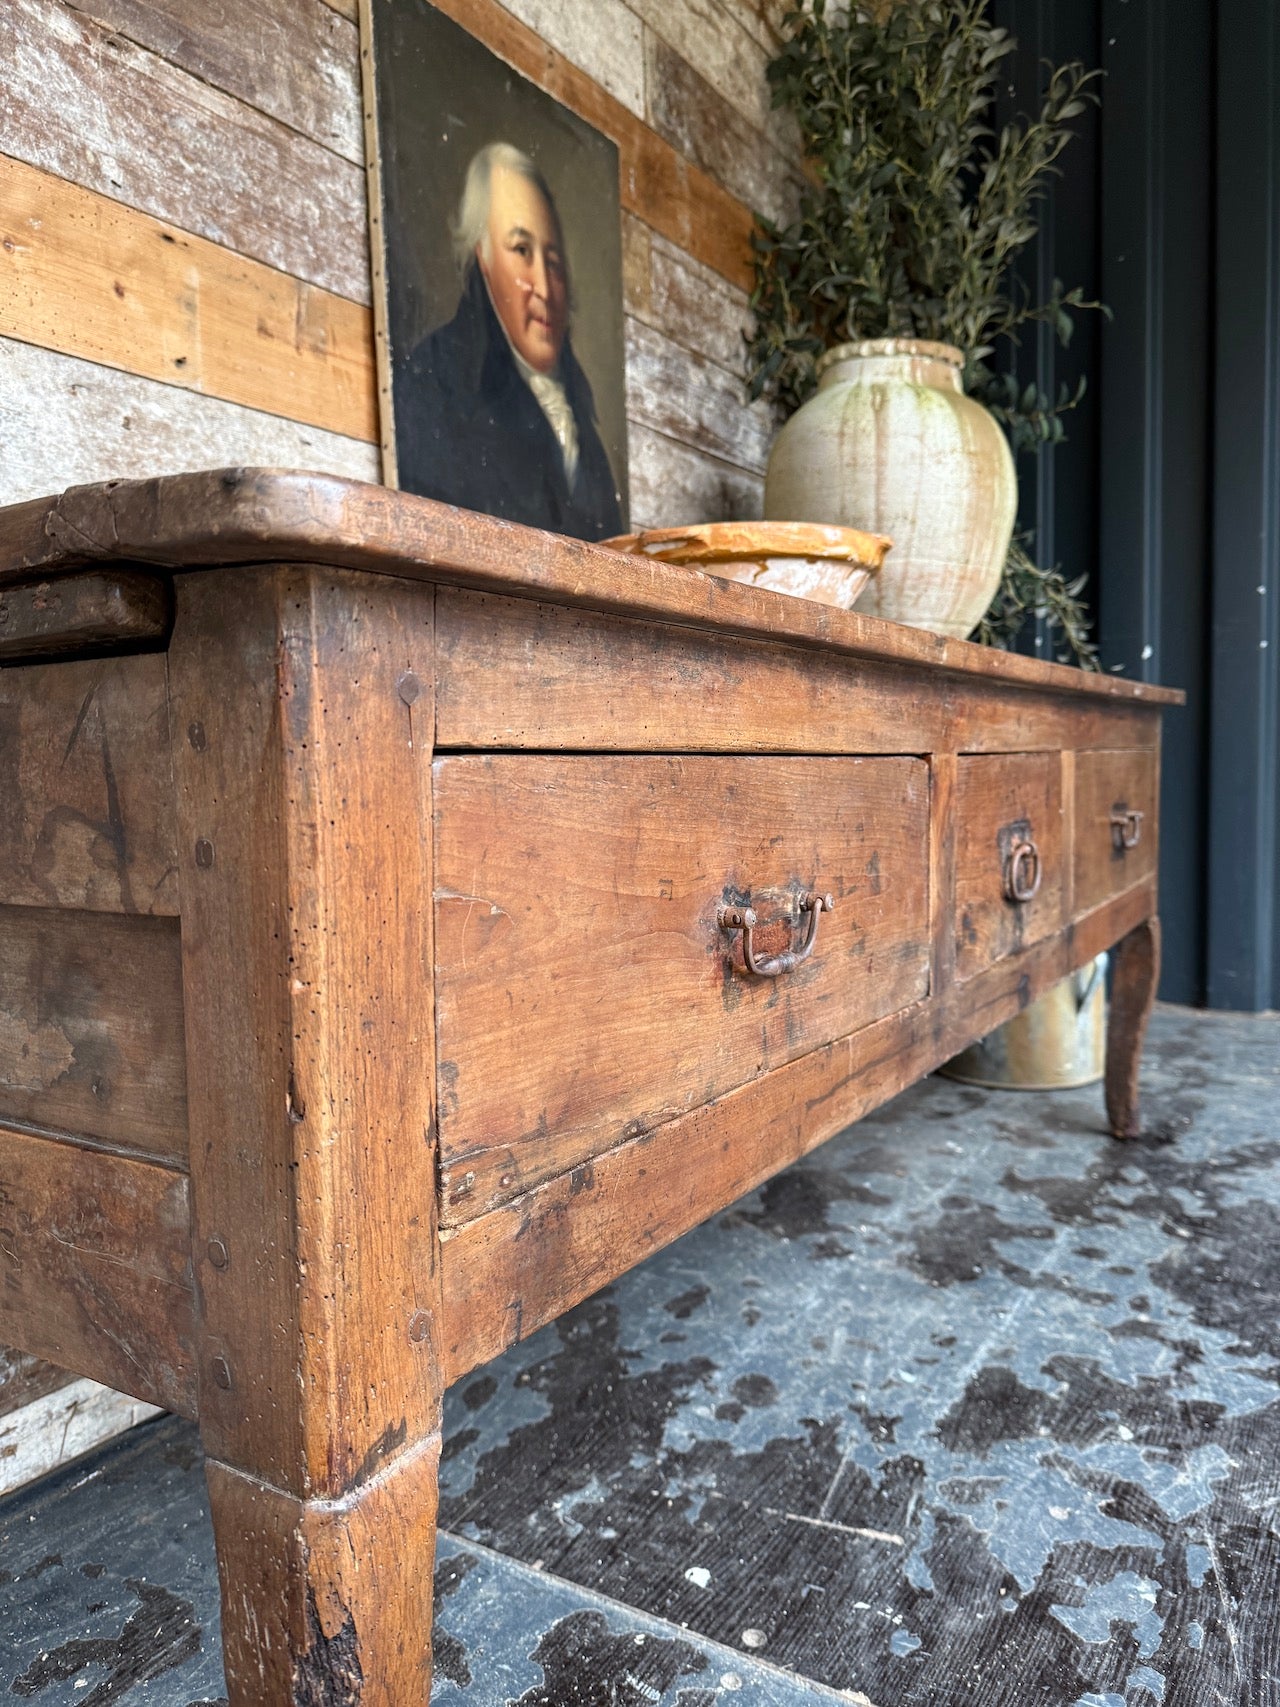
[{"x1": 394, "y1": 142, "x2": 623, "y2": 541}]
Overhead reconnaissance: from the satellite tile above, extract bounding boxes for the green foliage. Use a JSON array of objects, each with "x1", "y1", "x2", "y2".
[
  {"x1": 973, "y1": 535, "x2": 1098, "y2": 669},
  {"x1": 746, "y1": 0, "x2": 1104, "y2": 662}
]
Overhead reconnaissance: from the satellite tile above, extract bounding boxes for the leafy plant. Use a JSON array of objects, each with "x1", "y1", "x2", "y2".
[{"x1": 746, "y1": 0, "x2": 1102, "y2": 665}]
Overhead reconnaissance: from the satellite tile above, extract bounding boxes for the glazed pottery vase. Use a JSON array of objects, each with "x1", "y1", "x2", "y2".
[{"x1": 764, "y1": 338, "x2": 1017, "y2": 639}]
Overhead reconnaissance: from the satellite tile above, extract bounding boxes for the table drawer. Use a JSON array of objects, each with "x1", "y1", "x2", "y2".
[
  {"x1": 433, "y1": 755, "x2": 930, "y2": 1220},
  {"x1": 955, "y1": 752, "x2": 1064, "y2": 980},
  {"x1": 1073, "y1": 748, "x2": 1158, "y2": 915}
]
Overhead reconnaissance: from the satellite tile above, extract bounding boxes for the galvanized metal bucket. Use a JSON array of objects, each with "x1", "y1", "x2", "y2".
[{"x1": 941, "y1": 952, "x2": 1108, "y2": 1091}]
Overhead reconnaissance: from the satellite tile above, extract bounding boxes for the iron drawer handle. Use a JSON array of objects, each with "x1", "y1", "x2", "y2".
[
  {"x1": 1004, "y1": 839, "x2": 1042, "y2": 904},
  {"x1": 718, "y1": 892, "x2": 834, "y2": 978},
  {"x1": 1110, "y1": 809, "x2": 1144, "y2": 851}
]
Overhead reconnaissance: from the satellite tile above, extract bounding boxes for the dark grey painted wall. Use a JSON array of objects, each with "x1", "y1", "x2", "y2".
[{"x1": 996, "y1": 0, "x2": 1278, "y2": 1008}]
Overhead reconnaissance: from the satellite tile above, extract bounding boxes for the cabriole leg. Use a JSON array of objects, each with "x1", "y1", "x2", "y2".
[{"x1": 1105, "y1": 915, "x2": 1161, "y2": 1138}]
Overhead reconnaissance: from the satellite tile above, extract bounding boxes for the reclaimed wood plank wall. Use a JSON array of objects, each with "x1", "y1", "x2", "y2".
[
  {"x1": 2, "y1": 0, "x2": 798, "y2": 524},
  {"x1": 0, "y1": 0, "x2": 797, "y2": 1484}
]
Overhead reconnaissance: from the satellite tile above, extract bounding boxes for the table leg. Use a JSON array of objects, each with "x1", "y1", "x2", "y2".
[
  {"x1": 1105, "y1": 915, "x2": 1161, "y2": 1138},
  {"x1": 206, "y1": 1430, "x2": 441, "y2": 1706}
]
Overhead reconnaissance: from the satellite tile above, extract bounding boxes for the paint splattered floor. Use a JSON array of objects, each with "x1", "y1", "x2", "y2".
[{"x1": 3, "y1": 1004, "x2": 1279, "y2": 1705}]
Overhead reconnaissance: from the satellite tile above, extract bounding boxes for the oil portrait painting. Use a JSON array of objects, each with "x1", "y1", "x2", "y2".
[{"x1": 363, "y1": 0, "x2": 628, "y2": 539}]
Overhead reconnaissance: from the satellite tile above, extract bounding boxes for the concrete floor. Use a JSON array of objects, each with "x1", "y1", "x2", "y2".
[{"x1": 2, "y1": 1004, "x2": 1278, "y2": 1705}]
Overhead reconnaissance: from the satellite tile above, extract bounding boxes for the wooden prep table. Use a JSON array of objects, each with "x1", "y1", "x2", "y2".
[{"x1": 0, "y1": 470, "x2": 1182, "y2": 1704}]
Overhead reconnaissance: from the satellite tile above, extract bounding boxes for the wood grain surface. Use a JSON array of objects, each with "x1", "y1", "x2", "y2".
[
  {"x1": 59, "y1": 0, "x2": 362, "y2": 161},
  {"x1": 4, "y1": 0, "x2": 369, "y2": 302},
  {"x1": 434, "y1": 754, "x2": 930, "y2": 1218},
  {"x1": 1, "y1": 156, "x2": 377, "y2": 441},
  {"x1": 0, "y1": 651, "x2": 178, "y2": 914},
  {"x1": 0, "y1": 1123, "x2": 193, "y2": 1413},
  {"x1": 954, "y1": 752, "x2": 1066, "y2": 980},
  {"x1": 0, "y1": 341, "x2": 378, "y2": 510},
  {"x1": 168, "y1": 564, "x2": 442, "y2": 1494},
  {"x1": 0, "y1": 569, "x2": 170, "y2": 663},
  {"x1": 433, "y1": 590, "x2": 1168, "y2": 755},
  {"x1": 1074, "y1": 747, "x2": 1160, "y2": 916},
  {"x1": 0, "y1": 904, "x2": 187, "y2": 1159},
  {"x1": 436, "y1": 880, "x2": 1158, "y2": 1382}
]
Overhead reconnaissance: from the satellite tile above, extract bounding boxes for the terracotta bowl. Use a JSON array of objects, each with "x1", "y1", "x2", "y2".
[{"x1": 600, "y1": 521, "x2": 892, "y2": 610}]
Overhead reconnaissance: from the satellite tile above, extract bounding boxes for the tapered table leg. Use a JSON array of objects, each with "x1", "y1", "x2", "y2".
[
  {"x1": 169, "y1": 565, "x2": 445, "y2": 1702},
  {"x1": 1105, "y1": 915, "x2": 1161, "y2": 1138}
]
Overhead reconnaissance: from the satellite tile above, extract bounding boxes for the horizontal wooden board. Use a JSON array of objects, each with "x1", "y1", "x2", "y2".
[
  {"x1": 626, "y1": 317, "x2": 774, "y2": 474},
  {"x1": 0, "y1": 1124, "x2": 194, "y2": 1414},
  {"x1": 1, "y1": 156, "x2": 377, "y2": 442},
  {"x1": 0, "y1": 651, "x2": 179, "y2": 915},
  {"x1": 493, "y1": 0, "x2": 645, "y2": 116},
  {"x1": 1074, "y1": 748, "x2": 1160, "y2": 917},
  {"x1": 61, "y1": 0, "x2": 363, "y2": 162},
  {"x1": 954, "y1": 752, "x2": 1065, "y2": 980},
  {"x1": 0, "y1": 1375, "x2": 162, "y2": 1498},
  {"x1": 0, "y1": 1345, "x2": 75, "y2": 1419},
  {"x1": 5, "y1": 0, "x2": 369, "y2": 302},
  {"x1": 0, "y1": 471, "x2": 1183, "y2": 709},
  {"x1": 631, "y1": 0, "x2": 782, "y2": 140},
  {"x1": 0, "y1": 341, "x2": 378, "y2": 510},
  {"x1": 0, "y1": 904, "x2": 187, "y2": 1159},
  {"x1": 433, "y1": 754, "x2": 930, "y2": 1218},
  {"x1": 433, "y1": 590, "x2": 1167, "y2": 753},
  {"x1": 623, "y1": 218, "x2": 754, "y2": 379},
  {"x1": 435, "y1": 881, "x2": 1158, "y2": 1383},
  {"x1": 0, "y1": 569, "x2": 169, "y2": 663},
  {"x1": 423, "y1": 0, "x2": 756, "y2": 292},
  {"x1": 644, "y1": 31, "x2": 799, "y2": 224},
  {"x1": 628, "y1": 423, "x2": 764, "y2": 532}
]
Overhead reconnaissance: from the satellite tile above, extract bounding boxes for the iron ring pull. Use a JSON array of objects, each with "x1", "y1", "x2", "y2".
[
  {"x1": 718, "y1": 892, "x2": 835, "y2": 978},
  {"x1": 1004, "y1": 840, "x2": 1042, "y2": 904},
  {"x1": 1110, "y1": 808, "x2": 1144, "y2": 851}
]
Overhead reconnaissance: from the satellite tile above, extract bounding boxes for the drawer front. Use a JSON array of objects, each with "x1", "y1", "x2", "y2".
[
  {"x1": 955, "y1": 752, "x2": 1064, "y2": 980},
  {"x1": 434, "y1": 755, "x2": 930, "y2": 1219},
  {"x1": 1073, "y1": 748, "x2": 1158, "y2": 916}
]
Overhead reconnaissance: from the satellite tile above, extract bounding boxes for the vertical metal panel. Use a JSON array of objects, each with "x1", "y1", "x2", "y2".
[
  {"x1": 1208, "y1": 0, "x2": 1280, "y2": 1010},
  {"x1": 1098, "y1": 0, "x2": 1213, "y2": 1004}
]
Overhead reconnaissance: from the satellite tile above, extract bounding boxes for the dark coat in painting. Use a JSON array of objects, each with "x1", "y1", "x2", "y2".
[{"x1": 394, "y1": 268, "x2": 622, "y2": 541}]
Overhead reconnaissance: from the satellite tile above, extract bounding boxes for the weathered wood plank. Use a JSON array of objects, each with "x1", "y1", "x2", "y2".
[
  {"x1": 626, "y1": 316, "x2": 774, "y2": 473},
  {"x1": 0, "y1": 342, "x2": 378, "y2": 510},
  {"x1": 423, "y1": 0, "x2": 756, "y2": 291},
  {"x1": 432, "y1": 590, "x2": 1165, "y2": 753},
  {"x1": 0, "y1": 1346, "x2": 74, "y2": 1419},
  {"x1": 631, "y1": 0, "x2": 784, "y2": 139},
  {"x1": 0, "y1": 905, "x2": 188, "y2": 1159},
  {"x1": 0, "y1": 1124, "x2": 194, "y2": 1414},
  {"x1": 954, "y1": 753, "x2": 1065, "y2": 980},
  {"x1": 0, "y1": 569, "x2": 168, "y2": 663},
  {"x1": 644, "y1": 29, "x2": 799, "y2": 222},
  {"x1": 4, "y1": 0, "x2": 369, "y2": 302},
  {"x1": 0, "y1": 1375, "x2": 162, "y2": 1498},
  {"x1": 624, "y1": 216, "x2": 753, "y2": 378},
  {"x1": 61, "y1": 0, "x2": 363, "y2": 162},
  {"x1": 0, "y1": 652, "x2": 179, "y2": 915},
  {"x1": 436, "y1": 881, "x2": 1159, "y2": 1383},
  {"x1": 490, "y1": 0, "x2": 645, "y2": 116},
  {"x1": 433, "y1": 754, "x2": 930, "y2": 1218},
  {"x1": 1, "y1": 156, "x2": 377, "y2": 442},
  {"x1": 628, "y1": 422, "x2": 763, "y2": 530}
]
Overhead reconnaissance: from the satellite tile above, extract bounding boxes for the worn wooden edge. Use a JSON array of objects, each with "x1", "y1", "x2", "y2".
[
  {"x1": 0, "y1": 568, "x2": 171, "y2": 662},
  {"x1": 0, "y1": 471, "x2": 1185, "y2": 705},
  {"x1": 435, "y1": 880, "x2": 1158, "y2": 1383}
]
